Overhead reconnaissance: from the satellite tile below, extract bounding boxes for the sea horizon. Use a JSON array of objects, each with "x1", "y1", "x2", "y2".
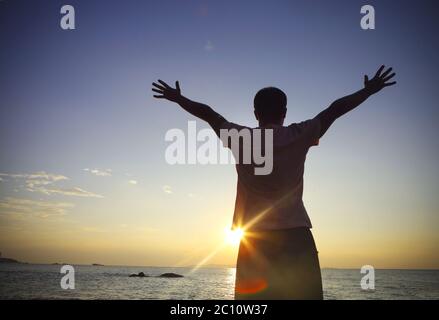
[
  {"x1": 1, "y1": 262, "x2": 438, "y2": 300},
  {"x1": 3, "y1": 260, "x2": 439, "y2": 271}
]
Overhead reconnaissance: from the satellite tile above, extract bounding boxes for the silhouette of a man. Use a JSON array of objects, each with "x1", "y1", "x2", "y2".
[{"x1": 152, "y1": 65, "x2": 396, "y2": 299}]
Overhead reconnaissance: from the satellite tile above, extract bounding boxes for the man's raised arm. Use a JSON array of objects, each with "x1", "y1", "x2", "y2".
[
  {"x1": 152, "y1": 80, "x2": 226, "y2": 131},
  {"x1": 315, "y1": 65, "x2": 396, "y2": 138}
]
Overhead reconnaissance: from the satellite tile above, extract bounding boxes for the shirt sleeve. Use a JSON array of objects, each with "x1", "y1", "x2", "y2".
[
  {"x1": 289, "y1": 118, "x2": 321, "y2": 147},
  {"x1": 207, "y1": 113, "x2": 228, "y2": 134},
  {"x1": 215, "y1": 121, "x2": 249, "y2": 152}
]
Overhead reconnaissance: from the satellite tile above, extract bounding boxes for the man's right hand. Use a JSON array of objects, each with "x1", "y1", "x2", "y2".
[
  {"x1": 152, "y1": 80, "x2": 182, "y2": 103},
  {"x1": 364, "y1": 65, "x2": 396, "y2": 95}
]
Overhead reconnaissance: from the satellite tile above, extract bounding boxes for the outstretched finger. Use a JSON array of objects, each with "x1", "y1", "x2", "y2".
[
  {"x1": 152, "y1": 82, "x2": 166, "y2": 90},
  {"x1": 153, "y1": 95, "x2": 165, "y2": 99},
  {"x1": 383, "y1": 73, "x2": 396, "y2": 82},
  {"x1": 381, "y1": 67, "x2": 393, "y2": 78},
  {"x1": 158, "y1": 79, "x2": 171, "y2": 88},
  {"x1": 152, "y1": 88, "x2": 163, "y2": 94},
  {"x1": 375, "y1": 65, "x2": 385, "y2": 77},
  {"x1": 383, "y1": 81, "x2": 396, "y2": 87}
]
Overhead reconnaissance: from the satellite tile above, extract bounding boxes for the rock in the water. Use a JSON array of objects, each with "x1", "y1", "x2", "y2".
[
  {"x1": 0, "y1": 257, "x2": 20, "y2": 264},
  {"x1": 129, "y1": 272, "x2": 148, "y2": 277},
  {"x1": 159, "y1": 272, "x2": 184, "y2": 278},
  {"x1": 129, "y1": 272, "x2": 183, "y2": 278}
]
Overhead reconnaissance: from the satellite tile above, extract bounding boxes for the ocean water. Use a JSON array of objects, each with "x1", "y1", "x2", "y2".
[{"x1": 0, "y1": 263, "x2": 438, "y2": 300}]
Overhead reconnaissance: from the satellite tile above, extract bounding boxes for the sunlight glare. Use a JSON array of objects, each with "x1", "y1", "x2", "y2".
[{"x1": 225, "y1": 227, "x2": 244, "y2": 246}]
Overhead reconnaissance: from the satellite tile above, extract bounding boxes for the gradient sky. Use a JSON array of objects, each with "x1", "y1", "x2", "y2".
[{"x1": 0, "y1": 0, "x2": 438, "y2": 268}]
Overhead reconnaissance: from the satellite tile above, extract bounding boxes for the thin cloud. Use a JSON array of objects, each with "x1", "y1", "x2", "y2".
[
  {"x1": 128, "y1": 180, "x2": 137, "y2": 185},
  {"x1": 0, "y1": 197, "x2": 74, "y2": 219},
  {"x1": 0, "y1": 171, "x2": 68, "y2": 182},
  {"x1": 83, "y1": 168, "x2": 112, "y2": 177},
  {"x1": 204, "y1": 40, "x2": 214, "y2": 52},
  {"x1": 0, "y1": 171, "x2": 103, "y2": 198},
  {"x1": 162, "y1": 185, "x2": 173, "y2": 194},
  {"x1": 39, "y1": 187, "x2": 104, "y2": 198},
  {"x1": 1, "y1": 171, "x2": 69, "y2": 192},
  {"x1": 26, "y1": 179, "x2": 56, "y2": 190}
]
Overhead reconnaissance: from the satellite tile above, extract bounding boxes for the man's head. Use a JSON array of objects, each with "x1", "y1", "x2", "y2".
[{"x1": 253, "y1": 87, "x2": 287, "y2": 125}]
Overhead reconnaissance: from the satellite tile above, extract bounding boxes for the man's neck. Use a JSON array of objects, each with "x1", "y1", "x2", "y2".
[{"x1": 258, "y1": 121, "x2": 284, "y2": 127}]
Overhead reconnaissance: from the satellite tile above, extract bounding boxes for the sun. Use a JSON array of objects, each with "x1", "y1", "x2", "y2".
[{"x1": 225, "y1": 227, "x2": 245, "y2": 246}]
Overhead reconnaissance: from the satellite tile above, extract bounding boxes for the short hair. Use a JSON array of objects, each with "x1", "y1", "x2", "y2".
[{"x1": 254, "y1": 87, "x2": 287, "y2": 123}]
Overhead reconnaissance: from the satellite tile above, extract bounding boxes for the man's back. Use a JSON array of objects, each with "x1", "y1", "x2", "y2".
[{"x1": 220, "y1": 118, "x2": 321, "y2": 230}]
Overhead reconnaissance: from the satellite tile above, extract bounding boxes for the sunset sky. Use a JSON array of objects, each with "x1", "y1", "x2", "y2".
[{"x1": 0, "y1": 0, "x2": 438, "y2": 269}]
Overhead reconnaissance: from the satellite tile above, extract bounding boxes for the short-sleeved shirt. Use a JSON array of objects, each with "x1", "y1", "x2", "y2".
[{"x1": 217, "y1": 118, "x2": 321, "y2": 231}]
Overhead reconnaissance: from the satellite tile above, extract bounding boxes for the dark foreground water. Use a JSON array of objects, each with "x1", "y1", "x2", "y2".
[{"x1": 0, "y1": 263, "x2": 438, "y2": 299}]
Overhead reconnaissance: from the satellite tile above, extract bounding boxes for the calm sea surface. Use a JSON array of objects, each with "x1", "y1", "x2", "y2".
[{"x1": 0, "y1": 263, "x2": 438, "y2": 300}]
